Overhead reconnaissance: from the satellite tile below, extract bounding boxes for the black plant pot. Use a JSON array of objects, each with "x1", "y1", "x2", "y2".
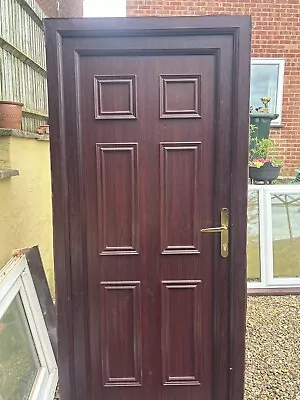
[{"x1": 249, "y1": 162, "x2": 281, "y2": 184}]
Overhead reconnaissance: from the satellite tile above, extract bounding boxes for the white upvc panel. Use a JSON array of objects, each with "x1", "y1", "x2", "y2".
[{"x1": 248, "y1": 185, "x2": 300, "y2": 289}]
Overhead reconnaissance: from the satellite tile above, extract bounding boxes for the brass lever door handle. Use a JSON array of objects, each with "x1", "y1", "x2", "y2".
[
  {"x1": 201, "y1": 226, "x2": 227, "y2": 233},
  {"x1": 201, "y1": 208, "x2": 229, "y2": 257}
]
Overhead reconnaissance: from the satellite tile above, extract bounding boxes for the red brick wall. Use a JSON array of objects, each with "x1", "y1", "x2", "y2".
[
  {"x1": 36, "y1": 0, "x2": 83, "y2": 17},
  {"x1": 127, "y1": 0, "x2": 300, "y2": 174}
]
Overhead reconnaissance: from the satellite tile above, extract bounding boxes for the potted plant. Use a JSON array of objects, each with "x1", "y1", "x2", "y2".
[
  {"x1": 250, "y1": 97, "x2": 279, "y2": 140},
  {"x1": 249, "y1": 125, "x2": 283, "y2": 184},
  {"x1": 0, "y1": 101, "x2": 23, "y2": 130}
]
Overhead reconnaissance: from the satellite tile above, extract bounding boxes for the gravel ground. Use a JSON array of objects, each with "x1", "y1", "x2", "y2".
[
  {"x1": 245, "y1": 295, "x2": 300, "y2": 400},
  {"x1": 53, "y1": 296, "x2": 300, "y2": 399}
]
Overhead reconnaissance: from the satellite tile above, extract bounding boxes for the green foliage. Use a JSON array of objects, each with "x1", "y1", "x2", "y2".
[
  {"x1": 249, "y1": 125, "x2": 283, "y2": 168},
  {"x1": 249, "y1": 124, "x2": 257, "y2": 136}
]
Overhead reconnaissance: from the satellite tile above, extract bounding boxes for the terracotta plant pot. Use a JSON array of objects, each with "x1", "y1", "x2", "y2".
[
  {"x1": 0, "y1": 101, "x2": 23, "y2": 129},
  {"x1": 36, "y1": 124, "x2": 50, "y2": 135}
]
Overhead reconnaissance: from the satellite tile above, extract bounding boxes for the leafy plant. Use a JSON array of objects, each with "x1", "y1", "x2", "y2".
[{"x1": 249, "y1": 125, "x2": 283, "y2": 168}]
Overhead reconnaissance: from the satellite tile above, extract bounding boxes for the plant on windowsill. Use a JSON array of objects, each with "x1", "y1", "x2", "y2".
[
  {"x1": 250, "y1": 96, "x2": 279, "y2": 140},
  {"x1": 249, "y1": 124, "x2": 284, "y2": 184}
]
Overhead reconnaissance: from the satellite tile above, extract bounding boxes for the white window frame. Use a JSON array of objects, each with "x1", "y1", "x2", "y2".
[
  {"x1": 0, "y1": 255, "x2": 58, "y2": 400},
  {"x1": 248, "y1": 185, "x2": 300, "y2": 289},
  {"x1": 251, "y1": 58, "x2": 285, "y2": 126}
]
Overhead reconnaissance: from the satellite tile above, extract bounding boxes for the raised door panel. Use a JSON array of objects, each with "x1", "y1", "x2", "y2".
[
  {"x1": 160, "y1": 74, "x2": 201, "y2": 119},
  {"x1": 100, "y1": 281, "x2": 142, "y2": 387},
  {"x1": 160, "y1": 142, "x2": 202, "y2": 254},
  {"x1": 94, "y1": 75, "x2": 137, "y2": 120},
  {"x1": 161, "y1": 281, "x2": 202, "y2": 386},
  {"x1": 96, "y1": 143, "x2": 139, "y2": 255}
]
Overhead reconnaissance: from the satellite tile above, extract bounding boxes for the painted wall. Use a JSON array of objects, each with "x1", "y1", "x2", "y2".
[{"x1": 0, "y1": 134, "x2": 54, "y2": 295}]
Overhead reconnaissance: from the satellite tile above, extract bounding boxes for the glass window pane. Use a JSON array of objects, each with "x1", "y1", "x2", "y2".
[
  {"x1": 247, "y1": 190, "x2": 261, "y2": 281},
  {"x1": 0, "y1": 295, "x2": 40, "y2": 400},
  {"x1": 272, "y1": 193, "x2": 300, "y2": 278},
  {"x1": 250, "y1": 63, "x2": 279, "y2": 115}
]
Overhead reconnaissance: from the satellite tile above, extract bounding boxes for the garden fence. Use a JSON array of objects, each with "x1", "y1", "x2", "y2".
[{"x1": 0, "y1": 0, "x2": 48, "y2": 132}]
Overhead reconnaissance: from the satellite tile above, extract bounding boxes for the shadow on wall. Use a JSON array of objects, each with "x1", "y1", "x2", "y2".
[{"x1": 0, "y1": 131, "x2": 55, "y2": 296}]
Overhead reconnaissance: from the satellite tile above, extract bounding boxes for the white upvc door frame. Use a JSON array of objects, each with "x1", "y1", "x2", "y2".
[
  {"x1": 0, "y1": 255, "x2": 58, "y2": 400},
  {"x1": 248, "y1": 185, "x2": 268, "y2": 289},
  {"x1": 248, "y1": 185, "x2": 300, "y2": 289},
  {"x1": 265, "y1": 185, "x2": 300, "y2": 287}
]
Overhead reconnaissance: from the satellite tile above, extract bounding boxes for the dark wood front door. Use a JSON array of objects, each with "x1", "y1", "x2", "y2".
[{"x1": 45, "y1": 16, "x2": 251, "y2": 400}]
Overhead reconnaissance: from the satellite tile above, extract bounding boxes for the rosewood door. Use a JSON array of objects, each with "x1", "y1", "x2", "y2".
[{"x1": 45, "y1": 16, "x2": 251, "y2": 400}]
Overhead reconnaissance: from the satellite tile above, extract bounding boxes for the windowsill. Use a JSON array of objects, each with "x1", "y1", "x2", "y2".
[
  {"x1": 0, "y1": 169, "x2": 19, "y2": 180},
  {"x1": 248, "y1": 287, "x2": 300, "y2": 296},
  {"x1": 0, "y1": 128, "x2": 49, "y2": 141},
  {"x1": 270, "y1": 124, "x2": 283, "y2": 129}
]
